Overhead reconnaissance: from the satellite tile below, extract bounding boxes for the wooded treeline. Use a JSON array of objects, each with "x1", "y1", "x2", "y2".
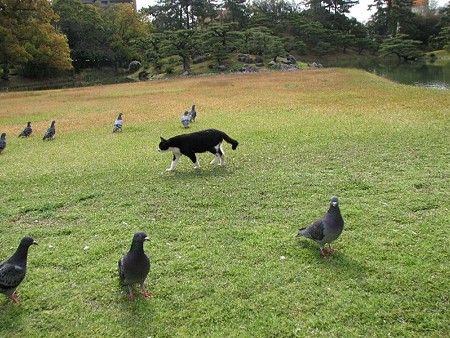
[{"x1": 0, "y1": 0, "x2": 449, "y2": 80}]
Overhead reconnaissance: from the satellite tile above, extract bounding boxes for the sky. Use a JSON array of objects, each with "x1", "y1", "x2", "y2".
[{"x1": 135, "y1": 0, "x2": 449, "y2": 23}]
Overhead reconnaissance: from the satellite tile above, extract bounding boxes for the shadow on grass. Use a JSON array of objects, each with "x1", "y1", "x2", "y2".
[
  {"x1": 116, "y1": 279, "x2": 156, "y2": 336},
  {"x1": 296, "y1": 240, "x2": 367, "y2": 279},
  {"x1": 161, "y1": 165, "x2": 235, "y2": 180}
]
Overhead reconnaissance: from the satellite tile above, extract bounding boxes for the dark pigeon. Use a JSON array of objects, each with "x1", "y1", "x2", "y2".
[
  {"x1": 43, "y1": 120, "x2": 56, "y2": 140},
  {"x1": 0, "y1": 236, "x2": 37, "y2": 303},
  {"x1": 0, "y1": 133, "x2": 6, "y2": 154},
  {"x1": 118, "y1": 232, "x2": 151, "y2": 301},
  {"x1": 113, "y1": 112, "x2": 123, "y2": 133},
  {"x1": 19, "y1": 122, "x2": 33, "y2": 137},
  {"x1": 296, "y1": 196, "x2": 344, "y2": 257},
  {"x1": 189, "y1": 105, "x2": 197, "y2": 122}
]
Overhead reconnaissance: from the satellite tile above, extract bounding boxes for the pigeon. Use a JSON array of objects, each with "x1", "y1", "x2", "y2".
[
  {"x1": 296, "y1": 196, "x2": 344, "y2": 257},
  {"x1": 118, "y1": 232, "x2": 151, "y2": 301},
  {"x1": 181, "y1": 111, "x2": 191, "y2": 128},
  {"x1": 189, "y1": 105, "x2": 197, "y2": 122},
  {"x1": 19, "y1": 122, "x2": 32, "y2": 137},
  {"x1": 0, "y1": 236, "x2": 38, "y2": 303},
  {"x1": 113, "y1": 112, "x2": 123, "y2": 133},
  {"x1": 0, "y1": 133, "x2": 6, "y2": 154},
  {"x1": 42, "y1": 120, "x2": 56, "y2": 140}
]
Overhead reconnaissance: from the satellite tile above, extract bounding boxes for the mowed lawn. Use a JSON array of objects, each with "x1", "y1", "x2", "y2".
[{"x1": 0, "y1": 69, "x2": 449, "y2": 337}]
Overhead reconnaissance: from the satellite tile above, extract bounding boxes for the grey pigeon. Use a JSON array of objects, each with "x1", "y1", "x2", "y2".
[
  {"x1": 113, "y1": 112, "x2": 123, "y2": 133},
  {"x1": 296, "y1": 196, "x2": 344, "y2": 257},
  {"x1": 118, "y1": 232, "x2": 151, "y2": 301},
  {"x1": 0, "y1": 133, "x2": 6, "y2": 154},
  {"x1": 181, "y1": 111, "x2": 191, "y2": 128},
  {"x1": 42, "y1": 120, "x2": 56, "y2": 140},
  {"x1": 0, "y1": 236, "x2": 37, "y2": 302},
  {"x1": 19, "y1": 122, "x2": 32, "y2": 137},
  {"x1": 189, "y1": 105, "x2": 197, "y2": 122}
]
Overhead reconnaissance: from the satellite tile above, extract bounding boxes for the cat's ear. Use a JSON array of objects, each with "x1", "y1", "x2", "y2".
[{"x1": 160, "y1": 137, "x2": 166, "y2": 142}]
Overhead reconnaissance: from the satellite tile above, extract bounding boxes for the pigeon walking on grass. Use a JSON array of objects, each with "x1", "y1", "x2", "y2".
[
  {"x1": 296, "y1": 196, "x2": 344, "y2": 257},
  {"x1": 113, "y1": 112, "x2": 123, "y2": 133},
  {"x1": 181, "y1": 111, "x2": 191, "y2": 128},
  {"x1": 42, "y1": 121, "x2": 56, "y2": 140},
  {"x1": 0, "y1": 133, "x2": 6, "y2": 154},
  {"x1": 118, "y1": 232, "x2": 152, "y2": 301},
  {"x1": 0, "y1": 236, "x2": 38, "y2": 303},
  {"x1": 19, "y1": 122, "x2": 33, "y2": 137}
]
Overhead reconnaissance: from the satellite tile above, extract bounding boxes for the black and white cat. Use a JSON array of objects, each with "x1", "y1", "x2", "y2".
[{"x1": 159, "y1": 129, "x2": 239, "y2": 171}]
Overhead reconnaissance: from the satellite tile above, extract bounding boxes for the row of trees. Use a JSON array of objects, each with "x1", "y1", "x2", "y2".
[{"x1": 0, "y1": 0, "x2": 449, "y2": 80}]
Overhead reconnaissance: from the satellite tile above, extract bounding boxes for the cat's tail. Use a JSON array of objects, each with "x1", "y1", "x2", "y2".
[{"x1": 223, "y1": 133, "x2": 239, "y2": 150}]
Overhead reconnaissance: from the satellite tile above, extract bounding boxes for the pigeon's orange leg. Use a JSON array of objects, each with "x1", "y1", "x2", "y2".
[
  {"x1": 141, "y1": 283, "x2": 152, "y2": 298},
  {"x1": 128, "y1": 287, "x2": 135, "y2": 301},
  {"x1": 327, "y1": 246, "x2": 335, "y2": 254},
  {"x1": 11, "y1": 292, "x2": 19, "y2": 303},
  {"x1": 320, "y1": 248, "x2": 327, "y2": 257}
]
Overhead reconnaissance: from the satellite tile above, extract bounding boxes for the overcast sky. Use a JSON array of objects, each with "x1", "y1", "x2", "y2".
[{"x1": 135, "y1": 0, "x2": 449, "y2": 23}]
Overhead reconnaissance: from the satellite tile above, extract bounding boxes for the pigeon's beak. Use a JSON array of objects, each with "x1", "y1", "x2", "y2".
[
  {"x1": 33, "y1": 240, "x2": 38, "y2": 245},
  {"x1": 332, "y1": 201, "x2": 338, "y2": 207},
  {"x1": 144, "y1": 237, "x2": 150, "y2": 241}
]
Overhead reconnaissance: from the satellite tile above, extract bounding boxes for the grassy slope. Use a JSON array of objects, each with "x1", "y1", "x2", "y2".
[{"x1": 0, "y1": 69, "x2": 449, "y2": 337}]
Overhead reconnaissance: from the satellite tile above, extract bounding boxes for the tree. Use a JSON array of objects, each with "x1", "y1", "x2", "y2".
[
  {"x1": 367, "y1": 0, "x2": 416, "y2": 37},
  {"x1": 289, "y1": 18, "x2": 331, "y2": 53},
  {"x1": 144, "y1": 0, "x2": 218, "y2": 31},
  {"x1": 133, "y1": 33, "x2": 165, "y2": 71},
  {"x1": 222, "y1": 0, "x2": 249, "y2": 28},
  {"x1": 240, "y1": 26, "x2": 285, "y2": 61},
  {"x1": 191, "y1": 0, "x2": 219, "y2": 26},
  {"x1": 430, "y1": 4, "x2": 450, "y2": 50},
  {"x1": 0, "y1": 0, "x2": 71, "y2": 79},
  {"x1": 249, "y1": 0, "x2": 298, "y2": 34},
  {"x1": 203, "y1": 22, "x2": 241, "y2": 64},
  {"x1": 102, "y1": 4, "x2": 149, "y2": 68},
  {"x1": 322, "y1": 0, "x2": 359, "y2": 16},
  {"x1": 379, "y1": 34, "x2": 425, "y2": 61},
  {"x1": 330, "y1": 31, "x2": 355, "y2": 53},
  {"x1": 434, "y1": 26, "x2": 450, "y2": 51},
  {"x1": 21, "y1": 20, "x2": 72, "y2": 78},
  {"x1": 54, "y1": 0, "x2": 111, "y2": 71},
  {"x1": 161, "y1": 29, "x2": 199, "y2": 74}
]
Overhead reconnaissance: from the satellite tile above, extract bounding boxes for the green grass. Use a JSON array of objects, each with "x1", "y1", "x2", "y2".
[
  {"x1": 428, "y1": 49, "x2": 450, "y2": 59},
  {"x1": 0, "y1": 69, "x2": 449, "y2": 337}
]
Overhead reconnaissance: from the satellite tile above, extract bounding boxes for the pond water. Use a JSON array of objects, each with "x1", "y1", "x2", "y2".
[{"x1": 320, "y1": 57, "x2": 450, "y2": 90}]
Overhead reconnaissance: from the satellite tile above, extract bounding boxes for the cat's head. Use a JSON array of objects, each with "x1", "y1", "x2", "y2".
[{"x1": 158, "y1": 137, "x2": 170, "y2": 151}]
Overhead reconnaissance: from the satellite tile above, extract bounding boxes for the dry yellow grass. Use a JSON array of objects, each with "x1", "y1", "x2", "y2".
[{"x1": 0, "y1": 69, "x2": 403, "y2": 134}]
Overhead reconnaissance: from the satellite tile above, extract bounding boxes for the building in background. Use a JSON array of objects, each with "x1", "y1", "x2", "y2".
[{"x1": 412, "y1": 0, "x2": 430, "y2": 15}]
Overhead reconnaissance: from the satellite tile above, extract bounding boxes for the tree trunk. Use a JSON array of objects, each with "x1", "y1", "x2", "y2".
[
  {"x1": 1, "y1": 62, "x2": 10, "y2": 81},
  {"x1": 182, "y1": 56, "x2": 191, "y2": 74}
]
